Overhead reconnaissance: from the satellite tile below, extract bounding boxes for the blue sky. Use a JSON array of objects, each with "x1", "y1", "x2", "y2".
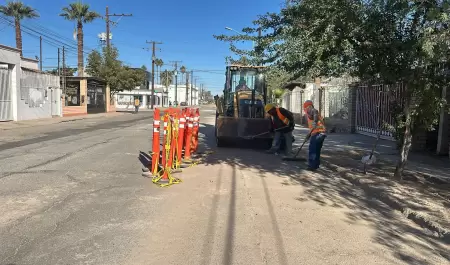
[{"x1": 0, "y1": 0, "x2": 283, "y2": 94}]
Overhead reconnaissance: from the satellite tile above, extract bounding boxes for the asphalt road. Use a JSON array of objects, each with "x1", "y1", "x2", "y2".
[{"x1": 0, "y1": 108, "x2": 448, "y2": 265}]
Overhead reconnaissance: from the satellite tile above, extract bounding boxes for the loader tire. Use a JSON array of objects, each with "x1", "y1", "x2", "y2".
[{"x1": 216, "y1": 137, "x2": 226, "y2": 147}]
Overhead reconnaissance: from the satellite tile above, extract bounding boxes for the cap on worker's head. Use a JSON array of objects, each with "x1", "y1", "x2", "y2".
[
  {"x1": 303, "y1": 100, "x2": 313, "y2": 109},
  {"x1": 264, "y1": 103, "x2": 275, "y2": 113}
]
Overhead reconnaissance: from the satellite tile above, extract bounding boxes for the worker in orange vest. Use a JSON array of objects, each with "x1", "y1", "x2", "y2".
[
  {"x1": 303, "y1": 100, "x2": 327, "y2": 171},
  {"x1": 264, "y1": 103, "x2": 295, "y2": 157}
]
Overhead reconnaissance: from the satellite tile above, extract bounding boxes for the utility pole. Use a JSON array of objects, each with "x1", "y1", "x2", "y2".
[
  {"x1": 185, "y1": 70, "x2": 189, "y2": 105},
  {"x1": 190, "y1": 70, "x2": 194, "y2": 106},
  {"x1": 57, "y1": 48, "x2": 60, "y2": 76},
  {"x1": 146, "y1": 40, "x2": 162, "y2": 109},
  {"x1": 39, "y1": 36, "x2": 42, "y2": 71},
  {"x1": 169, "y1": 61, "x2": 182, "y2": 104},
  {"x1": 200, "y1": 84, "x2": 203, "y2": 105},
  {"x1": 62, "y1": 46, "x2": 66, "y2": 106},
  {"x1": 106, "y1": 7, "x2": 110, "y2": 49},
  {"x1": 105, "y1": 6, "x2": 132, "y2": 51},
  {"x1": 194, "y1": 77, "x2": 199, "y2": 105}
]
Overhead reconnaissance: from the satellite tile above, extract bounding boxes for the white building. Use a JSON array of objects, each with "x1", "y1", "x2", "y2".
[
  {"x1": 0, "y1": 44, "x2": 62, "y2": 121},
  {"x1": 166, "y1": 84, "x2": 199, "y2": 105},
  {"x1": 115, "y1": 84, "x2": 169, "y2": 111}
]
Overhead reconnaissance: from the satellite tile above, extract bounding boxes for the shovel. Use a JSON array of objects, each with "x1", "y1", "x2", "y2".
[{"x1": 240, "y1": 126, "x2": 290, "y2": 140}]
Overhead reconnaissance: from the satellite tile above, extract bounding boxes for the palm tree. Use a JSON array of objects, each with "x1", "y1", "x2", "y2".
[
  {"x1": 0, "y1": 1, "x2": 39, "y2": 56},
  {"x1": 155, "y1": 59, "x2": 163, "y2": 84},
  {"x1": 60, "y1": 2, "x2": 100, "y2": 77},
  {"x1": 180, "y1": 65, "x2": 186, "y2": 84},
  {"x1": 160, "y1": 69, "x2": 173, "y2": 91}
]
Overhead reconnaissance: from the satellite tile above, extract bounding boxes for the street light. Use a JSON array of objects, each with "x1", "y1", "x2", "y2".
[
  {"x1": 225, "y1": 27, "x2": 243, "y2": 35},
  {"x1": 225, "y1": 26, "x2": 254, "y2": 48}
]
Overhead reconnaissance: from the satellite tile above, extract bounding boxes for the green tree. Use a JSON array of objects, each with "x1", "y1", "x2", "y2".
[
  {"x1": 180, "y1": 65, "x2": 186, "y2": 83},
  {"x1": 45, "y1": 67, "x2": 76, "y2": 77},
  {"x1": 265, "y1": 66, "x2": 292, "y2": 103},
  {"x1": 60, "y1": 2, "x2": 100, "y2": 77},
  {"x1": 0, "y1": 1, "x2": 39, "y2": 56},
  {"x1": 283, "y1": 0, "x2": 450, "y2": 178},
  {"x1": 86, "y1": 46, "x2": 146, "y2": 93},
  {"x1": 160, "y1": 69, "x2": 173, "y2": 90},
  {"x1": 225, "y1": 56, "x2": 251, "y2": 66},
  {"x1": 155, "y1": 59, "x2": 164, "y2": 84}
]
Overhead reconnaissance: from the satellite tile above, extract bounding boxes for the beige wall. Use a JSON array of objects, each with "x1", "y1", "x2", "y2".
[{"x1": 80, "y1": 79, "x2": 87, "y2": 106}]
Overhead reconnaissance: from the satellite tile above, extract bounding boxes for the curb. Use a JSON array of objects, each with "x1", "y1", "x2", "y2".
[{"x1": 323, "y1": 161, "x2": 450, "y2": 243}]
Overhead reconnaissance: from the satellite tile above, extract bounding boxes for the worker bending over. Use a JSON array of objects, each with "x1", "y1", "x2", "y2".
[
  {"x1": 264, "y1": 103, "x2": 295, "y2": 157},
  {"x1": 303, "y1": 100, "x2": 327, "y2": 171}
]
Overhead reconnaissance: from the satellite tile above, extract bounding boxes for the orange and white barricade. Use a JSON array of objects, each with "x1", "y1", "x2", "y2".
[{"x1": 144, "y1": 107, "x2": 207, "y2": 187}]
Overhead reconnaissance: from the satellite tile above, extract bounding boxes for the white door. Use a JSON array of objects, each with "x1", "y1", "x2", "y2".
[{"x1": 0, "y1": 68, "x2": 12, "y2": 121}]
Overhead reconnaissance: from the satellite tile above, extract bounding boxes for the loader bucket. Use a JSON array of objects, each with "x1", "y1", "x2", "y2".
[{"x1": 216, "y1": 116, "x2": 273, "y2": 140}]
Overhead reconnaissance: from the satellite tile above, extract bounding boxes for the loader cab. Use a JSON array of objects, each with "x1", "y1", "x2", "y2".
[{"x1": 223, "y1": 65, "x2": 267, "y2": 118}]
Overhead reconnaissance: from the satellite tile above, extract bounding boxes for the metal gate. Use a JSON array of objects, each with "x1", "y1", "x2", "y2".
[
  {"x1": 355, "y1": 83, "x2": 405, "y2": 140},
  {"x1": 87, "y1": 80, "x2": 105, "y2": 114},
  {"x1": 0, "y1": 68, "x2": 13, "y2": 121}
]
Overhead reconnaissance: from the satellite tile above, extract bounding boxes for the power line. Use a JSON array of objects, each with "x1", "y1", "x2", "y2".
[
  {"x1": 0, "y1": 15, "x2": 93, "y2": 56},
  {"x1": 22, "y1": 20, "x2": 97, "y2": 52}
]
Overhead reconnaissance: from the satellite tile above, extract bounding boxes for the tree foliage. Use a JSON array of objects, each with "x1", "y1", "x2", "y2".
[
  {"x1": 86, "y1": 46, "x2": 146, "y2": 93},
  {"x1": 0, "y1": 1, "x2": 39, "y2": 56},
  {"x1": 160, "y1": 69, "x2": 173, "y2": 89},
  {"x1": 60, "y1": 2, "x2": 100, "y2": 77},
  {"x1": 45, "y1": 67, "x2": 76, "y2": 76}
]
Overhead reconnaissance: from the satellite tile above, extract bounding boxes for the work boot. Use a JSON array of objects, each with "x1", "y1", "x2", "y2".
[{"x1": 265, "y1": 148, "x2": 278, "y2": 154}]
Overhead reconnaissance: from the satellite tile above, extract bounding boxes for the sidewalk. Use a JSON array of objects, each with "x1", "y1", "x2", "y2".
[
  {"x1": 292, "y1": 126, "x2": 450, "y2": 242},
  {"x1": 293, "y1": 126, "x2": 450, "y2": 183},
  {"x1": 0, "y1": 112, "x2": 124, "y2": 131}
]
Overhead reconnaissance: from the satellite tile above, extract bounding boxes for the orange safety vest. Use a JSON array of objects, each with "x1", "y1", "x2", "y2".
[
  {"x1": 271, "y1": 107, "x2": 290, "y2": 126},
  {"x1": 307, "y1": 113, "x2": 326, "y2": 134}
]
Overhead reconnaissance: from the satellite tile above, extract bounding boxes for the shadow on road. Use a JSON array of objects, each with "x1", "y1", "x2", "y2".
[{"x1": 197, "y1": 121, "x2": 449, "y2": 265}]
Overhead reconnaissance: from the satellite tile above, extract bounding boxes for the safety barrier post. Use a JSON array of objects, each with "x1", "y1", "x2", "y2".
[
  {"x1": 183, "y1": 108, "x2": 194, "y2": 162},
  {"x1": 152, "y1": 110, "x2": 182, "y2": 187},
  {"x1": 151, "y1": 108, "x2": 161, "y2": 175},
  {"x1": 192, "y1": 108, "x2": 200, "y2": 153},
  {"x1": 169, "y1": 110, "x2": 183, "y2": 173},
  {"x1": 176, "y1": 108, "x2": 189, "y2": 168},
  {"x1": 161, "y1": 112, "x2": 168, "y2": 168}
]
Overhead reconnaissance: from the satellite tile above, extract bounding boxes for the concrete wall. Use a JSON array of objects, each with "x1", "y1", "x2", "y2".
[
  {"x1": 19, "y1": 69, "x2": 61, "y2": 121},
  {"x1": 0, "y1": 44, "x2": 62, "y2": 121},
  {"x1": 21, "y1": 57, "x2": 39, "y2": 70}
]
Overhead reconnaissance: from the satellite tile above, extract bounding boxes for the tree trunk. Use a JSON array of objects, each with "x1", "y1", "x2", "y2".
[
  {"x1": 15, "y1": 18, "x2": 22, "y2": 56},
  {"x1": 394, "y1": 103, "x2": 413, "y2": 179},
  {"x1": 77, "y1": 22, "x2": 84, "y2": 77}
]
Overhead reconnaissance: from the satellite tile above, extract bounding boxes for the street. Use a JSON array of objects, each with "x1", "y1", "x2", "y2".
[{"x1": 0, "y1": 107, "x2": 448, "y2": 265}]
